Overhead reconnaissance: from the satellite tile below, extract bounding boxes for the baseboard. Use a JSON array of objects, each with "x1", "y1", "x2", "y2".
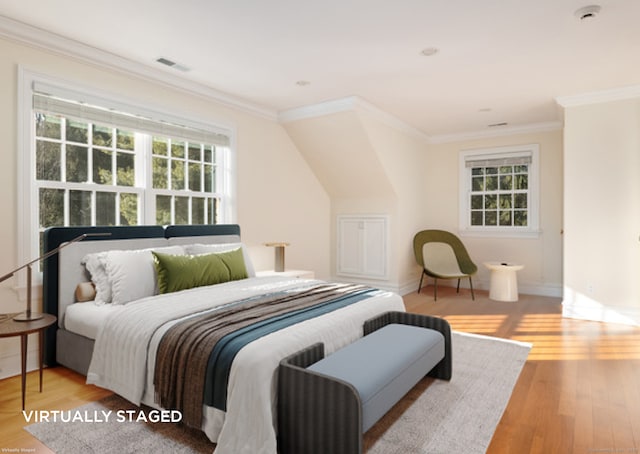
[
  {"x1": 518, "y1": 282, "x2": 563, "y2": 298},
  {"x1": 403, "y1": 277, "x2": 562, "y2": 298},
  {"x1": 562, "y1": 286, "x2": 640, "y2": 326}
]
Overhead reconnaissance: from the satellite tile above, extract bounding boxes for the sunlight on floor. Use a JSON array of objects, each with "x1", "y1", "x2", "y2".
[
  {"x1": 439, "y1": 314, "x2": 508, "y2": 334},
  {"x1": 406, "y1": 289, "x2": 640, "y2": 361},
  {"x1": 512, "y1": 314, "x2": 640, "y2": 361},
  {"x1": 511, "y1": 334, "x2": 590, "y2": 360}
]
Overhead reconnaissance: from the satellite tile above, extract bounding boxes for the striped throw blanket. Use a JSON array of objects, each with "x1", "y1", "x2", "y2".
[{"x1": 154, "y1": 282, "x2": 373, "y2": 428}]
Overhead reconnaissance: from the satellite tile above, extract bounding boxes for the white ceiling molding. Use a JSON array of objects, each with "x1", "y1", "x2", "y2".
[
  {"x1": 279, "y1": 95, "x2": 563, "y2": 145},
  {"x1": 278, "y1": 96, "x2": 359, "y2": 123},
  {"x1": 428, "y1": 121, "x2": 563, "y2": 144},
  {"x1": 277, "y1": 95, "x2": 430, "y2": 139},
  {"x1": 0, "y1": 15, "x2": 277, "y2": 121},
  {"x1": 352, "y1": 98, "x2": 431, "y2": 144},
  {"x1": 556, "y1": 85, "x2": 640, "y2": 108},
  {"x1": 279, "y1": 96, "x2": 430, "y2": 144}
]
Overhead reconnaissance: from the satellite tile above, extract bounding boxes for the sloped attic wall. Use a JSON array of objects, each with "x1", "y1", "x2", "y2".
[
  {"x1": 282, "y1": 109, "x2": 428, "y2": 293},
  {"x1": 282, "y1": 111, "x2": 395, "y2": 199}
]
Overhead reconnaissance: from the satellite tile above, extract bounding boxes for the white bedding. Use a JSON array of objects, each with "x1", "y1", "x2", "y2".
[
  {"x1": 64, "y1": 301, "x2": 123, "y2": 339},
  {"x1": 86, "y1": 276, "x2": 405, "y2": 454}
]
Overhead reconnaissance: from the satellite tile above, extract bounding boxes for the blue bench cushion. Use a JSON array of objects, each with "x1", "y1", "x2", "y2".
[{"x1": 308, "y1": 323, "x2": 445, "y2": 431}]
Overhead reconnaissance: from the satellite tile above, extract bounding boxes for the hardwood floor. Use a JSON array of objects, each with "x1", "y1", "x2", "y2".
[
  {"x1": 405, "y1": 286, "x2": 640, "y2": 454},
  {"x1": 0, "y1": 366, "x2": 111, "y2": 453},
  {"x1": 1, "y1": 287, "x2": 639, "y2": 453}
]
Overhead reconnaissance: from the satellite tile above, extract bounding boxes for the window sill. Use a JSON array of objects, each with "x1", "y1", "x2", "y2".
[{"x1": 458, "y1": 228, "x2": 542, "y2": 239}]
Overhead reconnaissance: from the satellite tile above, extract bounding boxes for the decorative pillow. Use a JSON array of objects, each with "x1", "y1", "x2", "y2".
[
  {"x1": 153, "y1": 248, "x2": 248, "y2": 294},
  {"x1": 217, "y1": 248, "x2": 250, "y2": 281},
  {"x1": 75, "y1": 282, "x2": 96, "y2": 303},
  {"x1": 105, "y1": 245, "x2": 185, "y2": 305},
  {"x1": 81, "y1": 251, "x2": 111, "y2": 305},
  {"x1": 184, "y1": 242, "x2": 256, "y2": 277}
]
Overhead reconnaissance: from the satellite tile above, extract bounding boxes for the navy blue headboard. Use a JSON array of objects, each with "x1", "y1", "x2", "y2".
[{"x1": 164, "y1": 224, "x2": 240, "y2": 239}]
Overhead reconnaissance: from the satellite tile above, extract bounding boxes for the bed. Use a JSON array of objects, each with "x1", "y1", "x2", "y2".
[{"x1": 42, "y1": 224, "x2": 406, "y2": 454}]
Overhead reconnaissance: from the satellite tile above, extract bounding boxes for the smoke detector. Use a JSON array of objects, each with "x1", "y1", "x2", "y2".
[{"x1": 574, "y1": 5, "x2": 601, "y2": 20}]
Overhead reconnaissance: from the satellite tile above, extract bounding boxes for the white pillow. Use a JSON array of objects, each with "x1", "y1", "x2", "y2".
[
  {"x1": 105, "y1": 245, "x2": 185, "y2": 305},
  {"x1": 81, "y1": 251, "x2": 111, "y2": 305},
  {"x1": 184, "y1": 242, "x2": 256, "y2": 277}
]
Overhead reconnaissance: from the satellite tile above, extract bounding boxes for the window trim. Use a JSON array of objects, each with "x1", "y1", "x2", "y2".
[
  {"x1": 458, "y1": 144, "x2": 540, "y2": 238},
  {"x1": 17, "y1": 67, "x2": 237, "y2": 289}
]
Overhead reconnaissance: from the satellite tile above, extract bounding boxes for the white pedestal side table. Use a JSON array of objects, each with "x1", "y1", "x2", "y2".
[{"x1": 484, "y1": 262, "x2": 524, "y2": 302}]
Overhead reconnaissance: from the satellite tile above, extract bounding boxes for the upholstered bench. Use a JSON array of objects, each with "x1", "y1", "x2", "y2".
[{"x1": 277, "y1": 311, "x2": 452, "y2": 454}]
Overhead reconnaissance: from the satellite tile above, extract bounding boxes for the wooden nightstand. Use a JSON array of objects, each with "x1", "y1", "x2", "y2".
[{"x1": 0, "y1": 313, "x2": 57, "y2": 410}]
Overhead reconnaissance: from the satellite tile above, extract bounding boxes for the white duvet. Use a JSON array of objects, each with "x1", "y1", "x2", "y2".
[{"x1": 87, "y1": 276, "x2": 405, "y2": 454}]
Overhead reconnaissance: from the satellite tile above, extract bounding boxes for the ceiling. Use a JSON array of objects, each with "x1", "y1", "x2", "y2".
[{"x1": 1, "y1": 0, "x2": 639, "y2": 139}]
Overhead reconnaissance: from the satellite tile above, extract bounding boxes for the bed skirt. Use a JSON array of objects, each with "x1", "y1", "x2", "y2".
[{"x1": 56, "y1": 329, "x2": 95, "y2": 375}]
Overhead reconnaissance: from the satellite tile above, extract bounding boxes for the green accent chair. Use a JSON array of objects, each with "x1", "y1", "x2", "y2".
[{"x1": 413, "y1": 229, "x2": 477, "y2": 301}]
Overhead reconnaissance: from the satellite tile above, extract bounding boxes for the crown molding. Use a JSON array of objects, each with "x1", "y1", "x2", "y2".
[
  {"x1": 428, "y1": 121, "x2": 563, "y2": 144},
  {"x1": 279, "y1": 96, "x2": 431, "y2": 143},
  {"x1": 0, "y1": 14, "x2": 277, "y2": 121},
  {"x1": 556, "y1": 85, "x2": 640, "y2": 108},
  {"x1": 353, "y1": 97, "x2": 431, "y2": 143},
  {"x1": 279, "y1": 96, "x2": 563, "y2": 145},
  {"x1": 278, "y1": 96, "x2": 359, "y2": 123}
]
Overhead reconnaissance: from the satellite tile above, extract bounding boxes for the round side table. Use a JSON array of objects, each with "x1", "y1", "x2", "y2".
[
  {"x1": 0, "y1": 313, "x2": 57, "y2": 410},
  {"x1": 484, "y1": 262, "x2": 524, "y2": 302}
]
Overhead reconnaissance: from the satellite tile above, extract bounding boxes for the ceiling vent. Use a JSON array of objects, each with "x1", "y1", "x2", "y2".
[{"x1": 156, "y1": 57, "x2": 190, "y2": 72}]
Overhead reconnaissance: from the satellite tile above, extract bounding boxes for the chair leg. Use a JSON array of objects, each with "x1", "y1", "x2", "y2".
[
  {"x1": 434, "y1": 278, "x2": 438, "y2": 301},
  {"x1": 418, "y1": 270, "x2": 425, "y2": 293},
  {"x1": 469, "y1": 276, "x2": 475, "y2": 301},
  {"x1": 456, "y1": 278, "x2": 461, "y2": 293}
]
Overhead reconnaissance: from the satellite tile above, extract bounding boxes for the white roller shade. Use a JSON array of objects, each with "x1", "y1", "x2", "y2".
[
  {"x1": 33, "y1": 82, "x2": 230, "y2": 146},
  {"x1": 465, "y1": 155, "x2": 531, "y2": 168}
]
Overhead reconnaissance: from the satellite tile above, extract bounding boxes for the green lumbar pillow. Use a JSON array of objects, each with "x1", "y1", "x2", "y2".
[
  {"x1": 153, "y1": 248, "x2": 247, "y2": 294},
  {"x1": 216, "y1": 248, "x2": 249, "y2": 281}
]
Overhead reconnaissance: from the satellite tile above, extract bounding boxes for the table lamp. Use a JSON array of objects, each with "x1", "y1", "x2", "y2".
[{"x1": 264, "y1": 242, "x2": 290, "y2": 272}]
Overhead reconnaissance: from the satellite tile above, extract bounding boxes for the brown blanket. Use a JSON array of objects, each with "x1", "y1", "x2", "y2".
[{"x1": 154, "y1": 282, "x2": 368, "y2": 428}]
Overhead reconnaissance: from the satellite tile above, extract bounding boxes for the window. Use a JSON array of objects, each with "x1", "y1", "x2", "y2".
[
  {"x1": 459, "y1": 145, "x2": 539, "y2": 237},
  {"x1": 35, "y1": 114, "x2": 143, "y2": 229},
  {"x1": 19, "y1": 71, "x2": 235, "y2": 279}
]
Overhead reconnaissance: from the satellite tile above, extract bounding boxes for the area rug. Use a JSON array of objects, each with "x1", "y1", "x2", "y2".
[
  {"x1": 366, "y1": 331, "x2": 531, "y2": 454},
  {"x1": 24, "y1": 331, "x2": 530, "y2": 454}
]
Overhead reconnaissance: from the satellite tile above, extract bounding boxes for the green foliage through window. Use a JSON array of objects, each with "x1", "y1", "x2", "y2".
[
  {"x1": 34, "y1": 113, "x2": 223, "y2": 244},
  {"x1": 469, "y1": 163, "x2": 529, "y2": 227}
]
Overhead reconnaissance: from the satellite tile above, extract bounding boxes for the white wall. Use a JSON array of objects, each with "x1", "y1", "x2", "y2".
[
  {"x1": 0, "y1": 36, "x2": 330, "y2": 379},
  {"x1": 425, "y1": 130, "x2": 564, "y2": 296},
  {"x1": 283, "y1": 107, "x2": 430, "y2": 293},
  {"x1": 562, "y1": 98, "x2": 640, "y2": 325},
  {"x1": 358, "y1": 110, "x2": 430, "y2": 293}
]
